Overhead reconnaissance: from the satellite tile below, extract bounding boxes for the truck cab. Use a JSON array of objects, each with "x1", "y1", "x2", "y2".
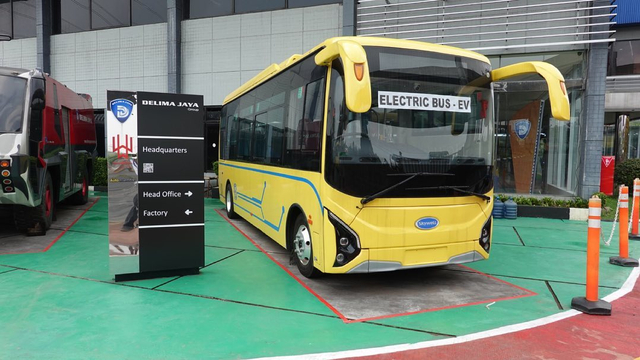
[{"x1": 0, "y1": 67, "x2": 97, "y2": 235}]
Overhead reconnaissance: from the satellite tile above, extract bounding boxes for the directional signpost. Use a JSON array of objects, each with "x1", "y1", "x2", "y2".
[{"x1": 108, "y1": 90, "x2": 205, "y2": 281}]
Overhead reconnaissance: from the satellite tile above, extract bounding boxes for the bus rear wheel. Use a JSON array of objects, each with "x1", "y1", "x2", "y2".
[
  {"x1": 225, "y1": 183, "x2": 238, "y2": 219},
  {"x1": 292, "y1": 213, "x2": 321, "y2": 278}
]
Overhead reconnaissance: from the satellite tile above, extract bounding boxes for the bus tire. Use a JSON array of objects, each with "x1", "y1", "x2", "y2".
[
  {"x1": 225, "y1": 183, "x2": 238, "y2": 219},
  {"x1": 15, "y1": 172, "x2": 54, "y2": 236},
  {"x1": 68, "y1": 167, "x2": 89, "y2": 205},
  {"x1": 292, "y1": 213, "x2": 321, "y2": 278}
]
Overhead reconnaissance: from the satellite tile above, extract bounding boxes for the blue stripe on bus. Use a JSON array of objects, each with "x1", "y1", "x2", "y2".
[
  {"x1": 235, "y1": 202, "x2": 285, "y2": 232},
  {"x1": 220, "y1": 163, "x2": 323, "y2": 213}
]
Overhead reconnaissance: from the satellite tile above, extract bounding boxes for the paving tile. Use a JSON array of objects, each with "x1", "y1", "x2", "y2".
[
  {"x1": 0, "y1": 270, "x2": 439, "y2": 360},
  {"x1": 157, "y1": 250, "x2": 335, "y2": 316},
  {"x1": 466, "y1": 242, "x2": 637, "y2": 289}
]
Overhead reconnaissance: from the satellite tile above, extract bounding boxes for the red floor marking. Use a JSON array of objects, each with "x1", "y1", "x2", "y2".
[
  {"x1": 216, "y1": 209, "x2": 349, "y2": 322},
  {"x1": 42, "y1": 197, "x2": 100, "y2": 252},
  {"x1": 343, "y1": 277, "x2": 640, "y2": 360},
  {"x1": 216, "y1": 208, "x2": 537, "y2": 324}
]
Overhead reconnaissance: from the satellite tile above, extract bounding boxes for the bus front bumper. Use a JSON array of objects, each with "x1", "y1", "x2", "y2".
[{"x1": 347, "y1": 247, "x2": 486, "y2": 273}]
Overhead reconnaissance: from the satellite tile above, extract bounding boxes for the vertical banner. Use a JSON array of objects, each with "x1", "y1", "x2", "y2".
[
  {"x1": 600, "y1": 156, "x2": 615, "y2": 196},
  {"x1": 509, "y1": 100, "x2": 544, "y2": 194},
  {"x1": 107, "y1": 91, "x2": 139, "y2": 275},
  {"x1": 108, "y1": 90, "x2": 205, "y2": 280}
]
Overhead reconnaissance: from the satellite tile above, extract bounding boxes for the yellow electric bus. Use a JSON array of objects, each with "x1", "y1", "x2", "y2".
[{"x1": 219, "y1": 37, "x2": 569, "y2": 278}]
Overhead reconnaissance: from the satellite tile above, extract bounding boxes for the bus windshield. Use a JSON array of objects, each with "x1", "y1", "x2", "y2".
[
  {"x1": 326, "y1": 46, "x2": 494, "y2": 199},
  {"x1": 0, "y1": 75, "x2": 27, "y2": 133}
]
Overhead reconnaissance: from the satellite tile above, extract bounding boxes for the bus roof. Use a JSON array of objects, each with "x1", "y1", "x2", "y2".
[{"x1": 223, "y1": 36, "x2": 491, "y2": 105}]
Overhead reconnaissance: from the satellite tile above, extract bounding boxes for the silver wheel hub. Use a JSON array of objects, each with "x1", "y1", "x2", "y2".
[
  {"x1": 226, "y1": 190, "x2": 232, "y2": 212},
  {"x1": 294, "y1": 225, "x2": 311, "y2": 266}
]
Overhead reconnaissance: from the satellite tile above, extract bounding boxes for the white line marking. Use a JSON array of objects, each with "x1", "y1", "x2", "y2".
[
  {"x1": 138, "y1": 223, "x2": 204, "y2": 229},
  {"x1": 138, "y1": 181, "x2": 204, "y2": 184},
  {"x1": 138, "y1": 136, "x2": 204, "y2": 140},
  {"x1": 248, "y1": 266, "x2": 640, "y2": 360}
]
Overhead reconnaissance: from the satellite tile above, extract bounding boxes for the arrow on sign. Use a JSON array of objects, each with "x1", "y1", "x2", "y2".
[
  {"x1": 185, "y1": 209, "x2": 193, "y2": 215},
  {"x1": 185, "y1": 191, "x2": 193, "y2": 197}
]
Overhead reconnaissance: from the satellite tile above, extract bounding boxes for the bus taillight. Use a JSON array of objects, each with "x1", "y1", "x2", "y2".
[{"x1": 0, "y1": 160, "x2": 9, "y2": 168}]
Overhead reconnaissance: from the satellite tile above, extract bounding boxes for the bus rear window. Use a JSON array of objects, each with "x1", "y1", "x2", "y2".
[{"x1": 0, "y1": 75, "x2": 27, "y2": 133}]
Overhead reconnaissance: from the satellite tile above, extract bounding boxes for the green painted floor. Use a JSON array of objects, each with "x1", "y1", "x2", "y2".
[{"x1": 0, "y1": 193, "x2": 638, "y2": 359}]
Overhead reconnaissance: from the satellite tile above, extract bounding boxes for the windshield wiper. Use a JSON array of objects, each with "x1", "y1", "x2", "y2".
[
  {"x1": 406, "y1": 185, "x2": 491, "y2": 202},
  {"x1": 360, "y1": 172, "x2": 454, "y2": 205}
]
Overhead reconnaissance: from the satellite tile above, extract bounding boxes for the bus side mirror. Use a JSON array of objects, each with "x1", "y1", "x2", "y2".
[
  {"x1": 491, "y1": 61, "x2": 570, "y2": 121},
  {"x1": 315, "y1": 40, "x2": 371, "y2": 114},
  {"x1": 31, "y1": 79, "x2": 46, "y2": 111},
  {"x1": 31, "y1": 91, "x2": 45, "y2": 111}
]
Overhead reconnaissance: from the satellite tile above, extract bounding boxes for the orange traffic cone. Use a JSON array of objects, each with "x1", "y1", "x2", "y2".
[
  {"x1": 571, "y1": 195, "x2": 612, "y2": 315},
  {"x1": 610, "y1": 185, "x2": 639, "y2": 267}
]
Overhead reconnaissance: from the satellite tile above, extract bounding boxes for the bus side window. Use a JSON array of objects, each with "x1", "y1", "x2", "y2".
[
  {"x1": 267, "y1": 107, "x2": 284, "y2": 165},
  {"x1": 253, "y1": 112, "x2": 268, "y2": 162}
]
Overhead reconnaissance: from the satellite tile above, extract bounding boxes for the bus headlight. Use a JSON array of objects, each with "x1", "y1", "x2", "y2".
[
  {"x1": 479, "y1": 217, "x2": 491, "y2": 253},
  {"x1": 328, "y1": 211, "x2": 361, "y2": 267}
]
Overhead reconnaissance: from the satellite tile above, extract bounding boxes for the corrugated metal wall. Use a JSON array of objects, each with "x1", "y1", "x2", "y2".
[
  {"x1": 356, "y1": 0, "x2": 616, "y2": 53},
  {"x1": 615, "y1": 0, "x2": 640, "y2": 25}
]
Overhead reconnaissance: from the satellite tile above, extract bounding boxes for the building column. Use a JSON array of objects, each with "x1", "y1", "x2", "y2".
[
  {"x1": 577, "y1": 0, "x2": 610, "y2": 198},
  {"x1": 36, "y1": 0, "x2": 51, "y2": 73},
  {"x1": 167, "y1": 0, "x2": 182, "y2": 93},
  {"x1": 342, "y1": 0, "x2": 356, "y2": 36}
]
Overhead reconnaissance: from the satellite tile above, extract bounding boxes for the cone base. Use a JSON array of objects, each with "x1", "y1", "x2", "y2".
[
  {"x1": 629, "y1": 233, "x2": 640, "y2": 240},
  {"x1": 571, "y1": 297, "x2": 611, "y2": 315},
  {"x1": 609, "y1": 256, "x2": 640, "y2": 267}
]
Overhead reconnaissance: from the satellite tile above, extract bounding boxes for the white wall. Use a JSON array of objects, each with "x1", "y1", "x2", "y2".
[
  {"x1": 181, "y1": 4, "x2": 342, "y2": 105},
  {"x1": 0, "y1": 37, "x2": 37, "y2": 69},
  {"x1": 1, "y1": 4, "x2": 342, "y2": 108},
  {"x1": 50, "y1": 23, "x2": 168, "y2": 109}
]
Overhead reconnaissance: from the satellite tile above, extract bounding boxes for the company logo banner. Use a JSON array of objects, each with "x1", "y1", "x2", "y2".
[{"x1": 110, "y1": 99, "x2": 134, "y2": 123}]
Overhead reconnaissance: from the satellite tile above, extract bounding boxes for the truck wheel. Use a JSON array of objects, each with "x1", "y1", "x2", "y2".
[
  {"x1": 225, "y1": 183, "x2": 238, "y2": 219},
  {"x1": 14, "y1": 172, "x2": 54, "y2": 236},
  {"x1": 68, "y1": 167, "x2": 89, "y2": 205},
  {"x1": 291, "y1": 213, "x2": 321, "y2": 278}
]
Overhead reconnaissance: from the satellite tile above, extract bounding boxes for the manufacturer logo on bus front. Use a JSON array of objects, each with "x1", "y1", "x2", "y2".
[{"x1": 415, "y1": 217, "x2": 439, "y2": 230}]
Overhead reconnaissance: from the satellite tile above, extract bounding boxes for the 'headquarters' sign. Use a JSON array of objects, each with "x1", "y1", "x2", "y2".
[{"x1": 107, "y1": 90, "x2": 205, "y2": 281}]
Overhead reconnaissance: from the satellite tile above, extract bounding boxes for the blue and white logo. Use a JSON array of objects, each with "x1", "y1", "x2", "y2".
[
  {"x1": 110, "y1": 99, "x2": 134, "y2": 123},
  {"x1": 514, "y1": 119, "x2": 531, "y2": 140},
  {"x1": 415, "y1": 217, "x2": 439, "y2": 230}
]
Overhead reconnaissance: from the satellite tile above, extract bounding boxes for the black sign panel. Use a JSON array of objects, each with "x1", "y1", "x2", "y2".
[
  {"x1": 138, "y1": 183, "x2": 204, "y2": 226},
  {"x1": 137, "y1": 91, "x2": 203, "y2": 137},
  {"x1": 140, "y1": 227, "x2": 205, "y2": 273},
  {"x1": 136, "y1": 92, "x2": 205, "y2": 275},
  {"x1": 137, "y1": 138, "x2": 203, "y2": 182}
]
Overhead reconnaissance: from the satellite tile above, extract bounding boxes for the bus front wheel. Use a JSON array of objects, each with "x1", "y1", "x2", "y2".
[
  {"x1": 225, "y1": 183, "x2": 238, "y2": 219},
  {"x1": 292, "y1": 214, "x2": 321, "y2": 278}
]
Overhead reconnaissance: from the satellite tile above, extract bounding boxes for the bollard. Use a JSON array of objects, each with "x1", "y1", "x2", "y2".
[
  {"x1": 630, "y1": 178, "x2": 640, "y2": 240},
  {"x1": 610, "y1": 186, "x2": 640, "y2": 267},
  {"x1": 571, "y1": 195, "x2": 612, "y2": 315}
]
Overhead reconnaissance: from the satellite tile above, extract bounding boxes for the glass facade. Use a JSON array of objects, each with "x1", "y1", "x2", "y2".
[
  {"x1": 53, "y1": 0, "x2": 167, "y2": 34},
  {"x1": 184, "y1": 0, "x2": 342, "y2": 19},
  {"x1": 92, "y1": 0, "x2": 130, "y2": 30},
  {"x1": 492, "y1": 52, "x2": 585, "y2": 196},
  {"x1": 609, "y1": 40, "x2": 640, "y2": 76},
  {"x1": 0, "y1": 0, "x2": 36, "y2": 39}
]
